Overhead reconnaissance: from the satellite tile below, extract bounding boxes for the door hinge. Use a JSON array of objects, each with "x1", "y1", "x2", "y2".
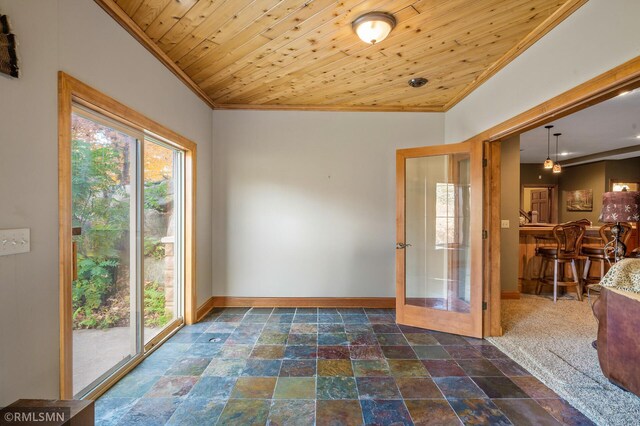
[
  {"x1": 482, "y1": 158, "x2": 488, "y2": 167},
  {"x1": 482, "y1": 230, "x2": 488, "y2": 239},
  {"x1": 482, "y1": 301, "x2": 488, "y2": 310}
]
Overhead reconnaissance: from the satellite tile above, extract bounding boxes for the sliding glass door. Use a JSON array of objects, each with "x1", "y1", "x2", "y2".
[
  {"x1": 70, "y1": 107, "x2": 184, "y2": 398},
  {"x1": 143, "y1": 138, "x2": 184, "y2": 345},
  {"x1": 71, "y1": 110, "x2": 140, "y2": 397}
]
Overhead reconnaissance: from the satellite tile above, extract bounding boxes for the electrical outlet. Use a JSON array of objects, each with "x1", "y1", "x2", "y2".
[
  {"x1": 0, "y1": 228, "x2": 30, "y2": 256},
  {"x1": 501, "y1": 220, "x2": 510, "y2": 229}
]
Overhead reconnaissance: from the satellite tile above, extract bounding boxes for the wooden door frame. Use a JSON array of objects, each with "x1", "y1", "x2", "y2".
[
  {"x1": 521, "y1": 184, "x2": 559, "y2": 224},
  {"x1": 58, "y1": 72, "x2": 198, "y2": 399},
  {"x1": 472, "y1": 56, "x2": 640, "y2": 336},
  {"x1": 396, "y1": 140, "x2": 484, "y2": 338}
]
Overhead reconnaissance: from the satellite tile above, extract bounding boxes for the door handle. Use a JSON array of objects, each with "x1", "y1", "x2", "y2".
[
  {"x1": 72, "y1": 227, "x2": 81, "y2": 281},
  {"x1": 72, "y1": 241, "x2": 78, "y2": 281},
  {"x1": 396, "y1": 243, "x2": 412, "y2": 249}
]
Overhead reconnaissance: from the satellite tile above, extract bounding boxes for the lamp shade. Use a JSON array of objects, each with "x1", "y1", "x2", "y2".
[{"x1": 599, "y1": 191, "x2": 640, "y2": 222}]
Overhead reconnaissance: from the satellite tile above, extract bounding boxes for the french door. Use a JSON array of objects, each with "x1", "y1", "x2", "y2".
[
  {"x1": 69, "y1": 106, "x2": 185, "y2": 398},
  {"x1": 396, "y1": 141, "x2": 484, "y2": 338}
]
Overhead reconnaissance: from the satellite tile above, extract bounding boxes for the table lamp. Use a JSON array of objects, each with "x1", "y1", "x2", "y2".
[{"x1": 599, "y1": 190, "x2": 640, "y2": 262}]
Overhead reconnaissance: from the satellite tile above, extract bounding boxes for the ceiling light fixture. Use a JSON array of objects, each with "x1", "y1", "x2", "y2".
[
  {"x1": 618, "y1": 91, "x2": 630, "y2": 97},
  {"x1": 352, "y1": 12, "x2": 396, "y2": 44},
  {"x1": 560, "y1": 152, "x2": 569, "y2": 156},
  {"x1": 543, "y1": 125, "x2": 554, "y2": 169},
  {"x1": 553, "y1": 133, "x2": 562, "y2": 174}
]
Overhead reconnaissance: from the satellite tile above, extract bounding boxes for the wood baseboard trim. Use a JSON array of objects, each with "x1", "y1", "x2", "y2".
[
  {"x1": 196, "y1": 297, "x2": 216, "y2": 322},
  {"x1": 501, "y1": 292, "x2": 521, "y2": 300},
  {"x1": 205, "y1": 296, "x2": 396, "y2": 309}
]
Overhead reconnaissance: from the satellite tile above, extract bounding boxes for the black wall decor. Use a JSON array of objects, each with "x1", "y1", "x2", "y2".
[{"x1": 0, "y1": 14, "x2": 18, "y2": 78}]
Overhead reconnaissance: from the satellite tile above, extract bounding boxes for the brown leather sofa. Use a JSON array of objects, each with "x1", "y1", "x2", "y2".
[{"x1": 592, "y1": 287, "x2": 640, "y2": 396}]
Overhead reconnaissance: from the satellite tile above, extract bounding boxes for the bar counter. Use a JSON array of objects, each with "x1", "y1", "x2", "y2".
[{"x1": 518, "y1": 224, "x2": 638, "y2": 293}]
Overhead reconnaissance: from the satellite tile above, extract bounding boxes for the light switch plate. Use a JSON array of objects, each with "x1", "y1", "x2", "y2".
[
  {"x1": 0, "y1": 228, "x2": 31, "y2": 256},
  {"x1": 501, "y1": 220, "x2": 510, "y2": 229}
]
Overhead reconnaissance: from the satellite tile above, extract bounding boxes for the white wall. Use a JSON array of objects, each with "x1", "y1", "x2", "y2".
[
  {"x1": 445, "y1": 0, "x2": 640, "y2": 144},
  {"x1": 212, "y1": 110, "x2": 444, "y2": 297},
  {"x1": 0, "y1": 0, "x2": 212, "y2": 406}
]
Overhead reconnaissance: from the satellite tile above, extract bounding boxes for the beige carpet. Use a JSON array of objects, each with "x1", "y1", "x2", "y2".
[{"x1": 488, "y1": 294, "x2": 640, "y2": 426}]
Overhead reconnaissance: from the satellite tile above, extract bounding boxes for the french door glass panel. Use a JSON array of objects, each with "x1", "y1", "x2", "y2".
[
  {"x1": 405, "y1": 154, "x2": 471, "y2": 313},
  {"x1": 71, "y1": 111, "x2": 140, "y2": 397},
  {"x1": 71, "y1": 109, "x2": 185, "y2": 397}
]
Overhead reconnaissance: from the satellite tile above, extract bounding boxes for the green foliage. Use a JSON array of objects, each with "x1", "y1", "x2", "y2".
[
  {"x1": 72, "y1": 137, "x2": 132, "y2": 329},
  {"x1": 144, "y1": 281, "x2": 170, "y2": 328},
  {"x1": 72, "y1": 255, "x2": 126, "y2": 329},
  {"x1": 71, "y1": 133, "x2": 173, "y2": 329},
  {"x1": 144, "y1": 237, "x2": 166, "y2": 260},
  {"x1": 144, "y1": 180, "x2": 169, "y2": 212}
]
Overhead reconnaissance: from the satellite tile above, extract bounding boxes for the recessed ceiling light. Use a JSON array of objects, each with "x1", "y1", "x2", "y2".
[
  {"x1": 618, "y1": 91, "x2": 630, "y2": 97},
  {"x1": 560, "y1": 152, "x2": 569, "y2": 156},
  {"x1": 636, "y1": 135, "x2": 640, "y2": 139},
  {"x1": 408, "y1": 77, "x2": 428, "y2": 88}
]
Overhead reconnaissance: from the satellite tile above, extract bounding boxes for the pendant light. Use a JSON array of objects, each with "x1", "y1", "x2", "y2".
[
  {"x1": 543, "y1": 125, "x2": 554, "y2": 169},
  {"x1": 552, "y1": 133, "x2": 562, "y2": 174}
]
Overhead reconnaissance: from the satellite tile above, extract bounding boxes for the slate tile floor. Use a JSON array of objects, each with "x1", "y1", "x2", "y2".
[{"x1": 97, "y1": 307, "x2": 593, "y2": 425}]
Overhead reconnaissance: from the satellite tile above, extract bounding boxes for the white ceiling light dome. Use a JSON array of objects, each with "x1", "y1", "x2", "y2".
[{"x1": 352, "y1": 12, "x2": 396, "y2": 44}]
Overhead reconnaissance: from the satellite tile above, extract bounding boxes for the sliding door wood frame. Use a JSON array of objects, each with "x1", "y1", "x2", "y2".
[
  {"x1": 58, "y1": 71, "x2": 198, "y2": 399},
  {"x1": 472, "y1": 55, "x2": 640, "y2": 336}
]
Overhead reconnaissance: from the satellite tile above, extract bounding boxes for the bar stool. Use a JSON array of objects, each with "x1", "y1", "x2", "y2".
[
  {"x1": 582, "y1": 222, "x2": 633, "y2": 284},
  {"x1": 535, "y1": 221, "x2": 586, "y2": 302}
]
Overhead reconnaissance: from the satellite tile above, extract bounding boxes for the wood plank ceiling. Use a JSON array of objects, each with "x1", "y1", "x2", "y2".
[{"x1": 97, "y1": 0, "x2": 585, "y2": 111}]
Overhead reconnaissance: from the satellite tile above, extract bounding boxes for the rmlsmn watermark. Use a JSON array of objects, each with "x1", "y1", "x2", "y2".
[{"x1": 0, "y1": 407, "x2": 71, "y2": 425}]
